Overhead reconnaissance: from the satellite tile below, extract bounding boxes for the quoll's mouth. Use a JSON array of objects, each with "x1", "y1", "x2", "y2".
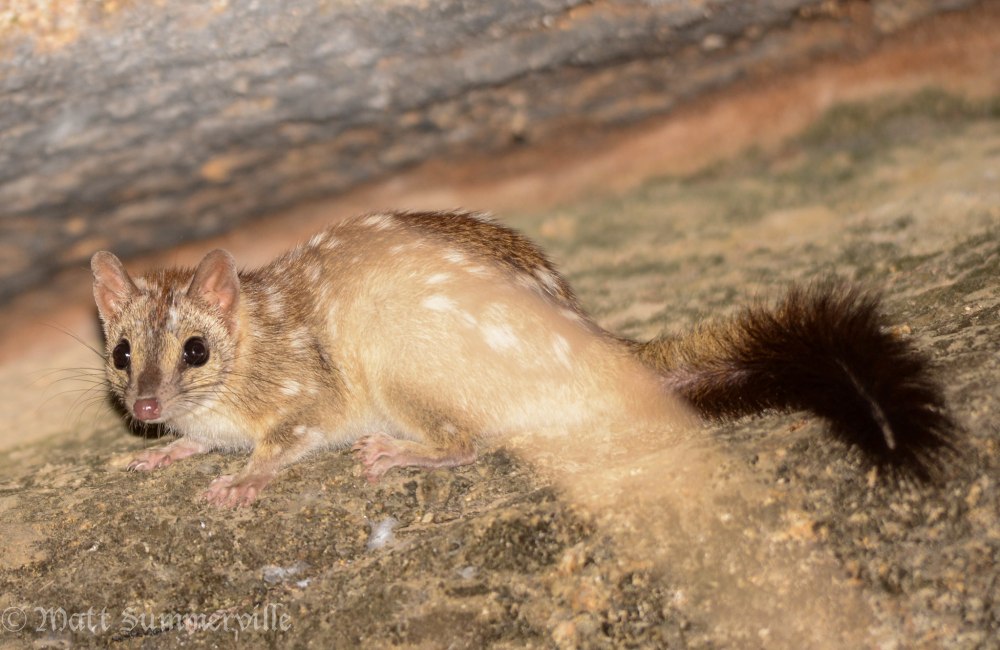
[{"x1": 133, "y1": 397, "x2": 162, "y2": 422}]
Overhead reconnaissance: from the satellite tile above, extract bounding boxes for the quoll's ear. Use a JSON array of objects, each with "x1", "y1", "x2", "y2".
[
  {"x1": 188, "y1": 249, "x2": 241, "y2": 330},
  {"x1": 91, "y1": 251, "x2": 138, "y2": 323}
]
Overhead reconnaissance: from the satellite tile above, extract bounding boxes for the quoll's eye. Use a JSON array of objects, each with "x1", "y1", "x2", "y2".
[
  {"x1": 112, "y1": 340, "x2": 131, "y2": 370},
  {"x1": 182, "y1": 336, "x2": 210, "y2": 367}
]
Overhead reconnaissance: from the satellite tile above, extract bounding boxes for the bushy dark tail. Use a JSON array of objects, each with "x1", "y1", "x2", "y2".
[{"x1": 632, "y1": 282, "x2": 958, "y2": 480}]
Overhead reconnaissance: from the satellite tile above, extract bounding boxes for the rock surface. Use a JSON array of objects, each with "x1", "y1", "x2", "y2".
[{"x1": 0, "y1": 91, "x2": 997, "y2": 648}]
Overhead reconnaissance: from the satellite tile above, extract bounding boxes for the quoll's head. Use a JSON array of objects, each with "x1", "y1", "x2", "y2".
[{"x1": 90, "y1": 249, "x2": 241, "y2": 425}]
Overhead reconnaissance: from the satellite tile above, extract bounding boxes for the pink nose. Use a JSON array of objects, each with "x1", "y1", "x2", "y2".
[{"x1": 133, "y1": 398, "x2": 162, "y2": 421}]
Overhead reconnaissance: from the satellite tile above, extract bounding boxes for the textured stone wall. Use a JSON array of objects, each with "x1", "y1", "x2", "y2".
[{"x1": 0, "y1": 0, "x2": 982, "y2": 301}]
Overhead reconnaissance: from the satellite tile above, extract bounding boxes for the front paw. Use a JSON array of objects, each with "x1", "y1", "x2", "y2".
[
  {"x1": 126, "y1": 448, "x2": 175, "y2": 472},
  {"x1": 125, "y1": 439, "x2": 209, "y2": 472},
  {"x1": 202, "y1": 473, "x2": 272, "y2": 508}
]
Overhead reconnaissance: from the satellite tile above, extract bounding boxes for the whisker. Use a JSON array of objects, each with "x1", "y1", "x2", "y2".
[
  {"x1": 42, "y1": 322, "x2": 105, "y2": 360},
  {"x1": 28, "y1": 368, "x2": 106, "y2": 389}
]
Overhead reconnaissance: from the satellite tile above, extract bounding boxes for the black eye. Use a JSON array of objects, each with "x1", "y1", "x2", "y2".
[
  {"x1": 111, "y1": 340, "x2": 131, "y2": 370},
  {"x1": 182, "y1": 336, "x2": 210, "y2": 367}
]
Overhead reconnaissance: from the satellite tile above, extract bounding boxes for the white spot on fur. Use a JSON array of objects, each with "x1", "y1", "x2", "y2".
[
  {"x1": 308, "y1": 232, "x2": 327, "y2": 248},
  {"x1": 288, "y1": 328, "x2": 310, "y2": 350},
  {"x1": 465, "y1": 265, "x2": 490, "y2": 277},
  {"x1": 268, "y1": 293, "x2": 285, "y2": 317},
  {"x1": 281, "y1": 380, "x2": 301, "y2": 396},
  {"x1": 482, "y1": 322, "x2": 521, "y2": 352},
  {"x1": 308, "y1": 264, "x2": 322, "y2": 283},
  {"x1": 443, "y1": 250, "x2": 467, "y2": 265},
  {"x1": 166, "y1": 306, "x2": 180, "y2": 332},
  {"x1": 560, "y1": 307, "x2": 583, "y2": 323},
  {"x1": 551, "y1": 334, "x2": 572, "y2": 369},
  {"x1": 516, "y1": 275, "x2": 537, "y2": 292},
  {"x1": 389, "y1": 241, "x2": 422, "y2": 255},
  {"x1": 292, "y1": 425, "x2": 326, "y2": 446},
  {"x1": 425, "y1": 272, "x2": 451, "y2": 285},
  {"x1": 422, "y1": 294, "x2": 457, "y2": 312},
  {"x1": 534, "y1": 268, "x2": 560, "y2": 293},
  {"x1": 458, "y1": 310, "x2": 478, "y2": 328},
  {"x1": 363, "y1": 214, "x2": 393, "y2": 230}
]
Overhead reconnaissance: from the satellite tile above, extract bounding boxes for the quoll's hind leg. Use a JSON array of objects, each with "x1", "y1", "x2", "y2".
[
  {"x1": 127, "y1": 438, "x2": 210, "y2": 471},
  {"x1": 352, "y1": 433, "x2": 477, "y2": 482},
  {"x1": 203, "y1": 425, "x2": 317, "y2": 508}
]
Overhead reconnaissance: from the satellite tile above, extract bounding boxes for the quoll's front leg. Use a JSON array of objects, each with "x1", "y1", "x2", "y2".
[
  {"x1": 127, "y1": 438, "x2": 210, "y2": 472},
  {"x1": 202, "y1": 424, "x2": 316, "y2": 508}
]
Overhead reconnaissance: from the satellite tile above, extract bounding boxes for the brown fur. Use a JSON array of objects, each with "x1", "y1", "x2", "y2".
[{"x1": 391, "y1": 211, "x2": 583, "y2": 312}]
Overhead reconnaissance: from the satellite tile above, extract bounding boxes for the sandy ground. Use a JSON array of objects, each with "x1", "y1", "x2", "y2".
[{"x1": 0, "y1": 16, "x2": 999, "y2": 650}]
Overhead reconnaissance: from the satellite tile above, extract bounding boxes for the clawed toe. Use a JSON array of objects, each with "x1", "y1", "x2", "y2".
[
  {"x1": 126, "y1": 451, "x2": 171, "y2": 472},
  {"x1": 351, "y1": 434, "x2": 392, "y2": 457},
  {"x1": 351, "y1": 434, "x2": 397, "y2": 482},
  {"x1": 202, "y1": 474, "x2": 269, "y2": 508},
  {"x1": 125, "y1": 440, "x2": 208, "y2": 473}
]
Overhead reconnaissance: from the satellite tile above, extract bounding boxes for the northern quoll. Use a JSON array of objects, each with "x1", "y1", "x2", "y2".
[{"x1": 91, "y1": 210, "x2": 955, "y2": 506}]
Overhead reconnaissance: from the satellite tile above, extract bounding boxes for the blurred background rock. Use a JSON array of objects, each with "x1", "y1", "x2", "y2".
[{"x1": 1, "y1": 0, "x2": 995, "y2": 303}]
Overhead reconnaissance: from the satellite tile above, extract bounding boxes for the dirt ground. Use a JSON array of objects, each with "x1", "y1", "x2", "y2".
[{"x1": 0, "y1": 15, "x2": 999, "y2": 644}]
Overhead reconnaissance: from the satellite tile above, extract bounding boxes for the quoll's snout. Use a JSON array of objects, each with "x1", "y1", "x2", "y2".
[{"x1": 133, "y1": 398, "x2": 162, "y2": 421}]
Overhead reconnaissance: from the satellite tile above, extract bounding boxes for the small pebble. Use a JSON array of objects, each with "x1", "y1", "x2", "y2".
[{"x1": 367, "y1": 516, "x2": 399, "y2": 551}]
